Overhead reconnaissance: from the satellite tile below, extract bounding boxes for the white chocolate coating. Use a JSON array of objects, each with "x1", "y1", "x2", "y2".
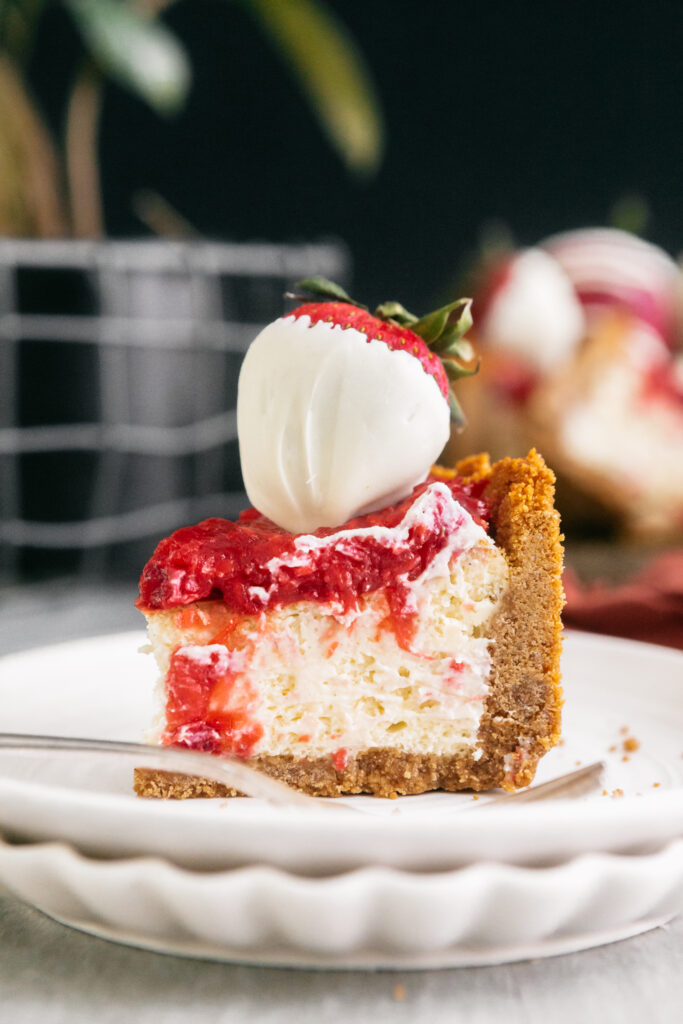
[
  {"x1": 237, "y1": 314, "x2": 450, "y2": 533},
  {"x1": 482, "y1": 248, "x2": 585, "y2": 371}
]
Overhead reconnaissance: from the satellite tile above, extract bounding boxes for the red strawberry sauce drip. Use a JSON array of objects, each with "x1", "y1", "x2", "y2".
[
  {"x1": 137, "y1": 475, "x2": 491, "y2": 619},
  {"x1": 163, "y1": 647, "x2": 263, "y2": 758},
  {"x1": 332, "y1": 748, "x2": 349, "y2": 772},
  {"x1": 290, "y1": 302, "x2": 449, "y2": 399}
]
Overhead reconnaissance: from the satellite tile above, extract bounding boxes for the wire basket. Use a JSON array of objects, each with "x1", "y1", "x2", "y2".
[{"x1": 0, "y1": 238, "x2": 350, "y2": 580}]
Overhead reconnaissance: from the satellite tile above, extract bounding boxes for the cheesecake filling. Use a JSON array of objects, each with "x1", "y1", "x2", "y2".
[
  {"x1": 144, "y1": 483, "x2": 509, "y2": 763},
  {"x1": 237, "y1": 314, "x2": 450, "y2": 533}
]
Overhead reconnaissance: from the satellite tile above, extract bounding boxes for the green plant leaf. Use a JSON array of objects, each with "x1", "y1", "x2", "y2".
[
  {"x1": 242, "y1": 0, "x2": 383, "y2": 176},
  {"x1": 374, "y1": 301, "x2": 417, "y2": 325},
  {"x1": 1, "y1": 0, "x2": 44, "y2": 66},
  {"x1": 294, "y1": 276, "x2": 366, "y2": 307},
  {"x1": 64, "y1": 0, "x2": 191, "y2": 115},
  {"x1": 610, "y1": 192, "x2": 650, "y2": 236},
  {"x1": 0, "y1": 53, "x2": 68, "y2": 236}
]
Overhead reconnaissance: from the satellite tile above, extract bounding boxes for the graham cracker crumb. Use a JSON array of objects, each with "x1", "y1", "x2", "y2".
[
  {"x1": 619, "y1": 726, "x2": 629, "y2": 735},
  {"x1": 653, "y1": 782, "x2": 661, "y2": 788},
  {"x1": 621, "y1": 755, "x2": 629, "y2": 762},
  {"x1": 611, "y1": 788, "x2": 624, "y2": 798},
  {"x1": 623, "y1": 737, "x2": 640, "y2": 752},
  {"x1": 608, "y1": 745, "x2": 617, "y2": 753}
]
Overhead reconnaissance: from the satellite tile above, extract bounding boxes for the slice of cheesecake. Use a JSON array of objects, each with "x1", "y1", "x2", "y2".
[{"x1": 134, "y1": 449, "x2": 563, "y2": 798}]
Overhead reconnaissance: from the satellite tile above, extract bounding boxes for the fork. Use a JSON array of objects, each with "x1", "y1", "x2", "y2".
[{"x1": 0, "y1": 733, "x2": 605, "y2": 811}]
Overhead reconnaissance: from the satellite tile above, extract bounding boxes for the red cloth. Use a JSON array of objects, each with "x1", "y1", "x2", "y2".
[{"x1": 563, "y1": 550, "x2": 683, "y2": 650}]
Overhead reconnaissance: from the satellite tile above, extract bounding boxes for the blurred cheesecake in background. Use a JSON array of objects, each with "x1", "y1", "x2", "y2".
[{"x1": 450, "y1": 228, "x2": 683, "y2": 539}]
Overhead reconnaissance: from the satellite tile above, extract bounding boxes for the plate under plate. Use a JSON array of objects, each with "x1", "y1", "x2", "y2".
[{"x1": 0, "y1": 836, "x2": 681, "y2": 969}]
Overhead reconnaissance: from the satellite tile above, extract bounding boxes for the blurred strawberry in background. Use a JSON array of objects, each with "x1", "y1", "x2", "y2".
[{"x1": 452, "y1": 227, "x2": 683, "y2": 540}]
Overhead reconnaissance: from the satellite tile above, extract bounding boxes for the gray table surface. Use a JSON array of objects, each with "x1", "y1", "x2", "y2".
[{"x1": 1, "y1": 579, "x2": 682, "y2": 1023}]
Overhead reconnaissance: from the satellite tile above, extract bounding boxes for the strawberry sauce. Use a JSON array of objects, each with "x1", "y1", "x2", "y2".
[
  {"x1": 163, "y1": 646, "x2": 263, "y2": 758},
  {"x1": 137, "y1": 475, "x2": 491, "y2": 617}
]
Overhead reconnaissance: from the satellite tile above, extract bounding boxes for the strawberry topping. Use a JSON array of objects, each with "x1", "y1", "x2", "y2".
[
  {"x1": 137, "y1": 474, "x2": 491, "y2": 616},
  {"x1": 163, "y1": 647, "x2": 263, "y2": 758}
]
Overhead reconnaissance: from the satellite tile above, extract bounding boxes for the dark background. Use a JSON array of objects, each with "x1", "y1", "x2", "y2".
[{"x1": 30, "y1": 0, "x2": 683, "y2": 313}]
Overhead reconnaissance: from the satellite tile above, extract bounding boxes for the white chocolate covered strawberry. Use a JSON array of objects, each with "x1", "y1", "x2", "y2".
[
  {"x1": 463, "y1": 229, "x2": 683, "y2": 537},
  {"x1": 237, "y1": 278, "x2": 475, "y2": 533},
  {"x1": 543, "y1": 227, "x2": 680, "y2": 344},
  {"x1": 479, "y1": 248, "x2": 585, "y2": 372}
]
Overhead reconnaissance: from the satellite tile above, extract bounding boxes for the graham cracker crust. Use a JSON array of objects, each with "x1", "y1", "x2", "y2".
[
  {"x1": 135, "y1": 746, "x2": 529, "y2": 801},
  {"x1": 134, "y1": 449, "x2": 564, "y2": 799}
]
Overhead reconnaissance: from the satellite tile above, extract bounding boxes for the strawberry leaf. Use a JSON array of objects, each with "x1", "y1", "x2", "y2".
[
  {"x1": 442, "y1": 357, "x2": 480, "y2": 382},
  {"x1": 410, "y1": 298, "x2": 472, "y2": 348},
  {"x1": 428, "y1": 299, "x2": 473, "y2": 354},
  {"x1": 410, "y1": 300, "x2": 460, "y2": 345},
  {"x1": 374, "y1": 301, "x2": 417, "y2": 325},
  {"x1": 294, "y1": 276, "x2": 367, "y2": 308},
  {"x1": 448, "y1": 388, "x2": 466, "y2": 429},
  {"x1": 439, "y1": 336, "x2": 475, "y2": 361}
]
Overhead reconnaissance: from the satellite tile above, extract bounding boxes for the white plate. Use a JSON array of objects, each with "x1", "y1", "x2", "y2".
[
  {"x1": 1, "y1": 836, "x2": 682, "y2": 968},
  {"x1": 0, "y1": 631, "x2": 682, "y2": 874}
]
